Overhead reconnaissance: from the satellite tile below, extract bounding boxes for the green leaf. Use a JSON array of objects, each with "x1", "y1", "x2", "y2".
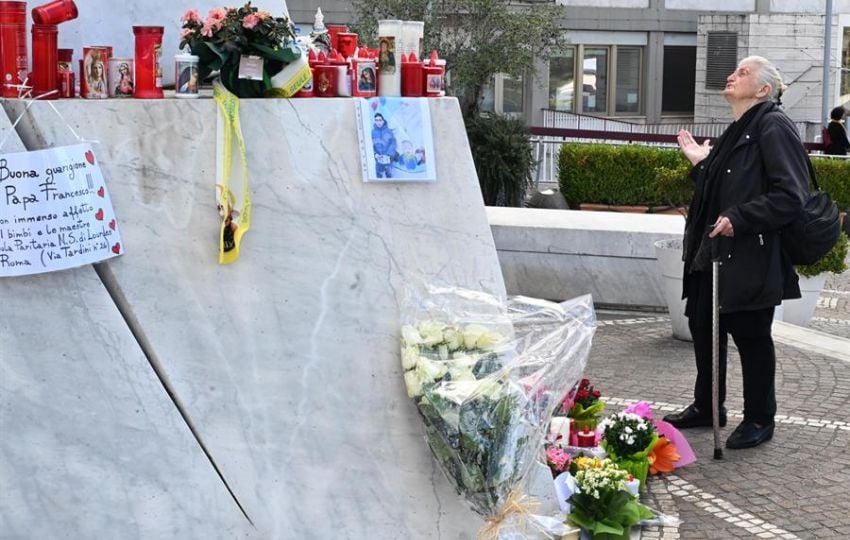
[{"x1": 251, "y1": 42, "x2": 301, "y2": 63}]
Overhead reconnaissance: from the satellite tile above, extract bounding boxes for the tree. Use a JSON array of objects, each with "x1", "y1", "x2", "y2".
[{"x1": 351, "y1": 0, "x2": 568, "y2": 118}]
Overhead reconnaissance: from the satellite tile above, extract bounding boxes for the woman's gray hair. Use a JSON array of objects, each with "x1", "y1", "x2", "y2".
[{"x1": 740, "y1": 55, "x2": 787, "y2": 102}]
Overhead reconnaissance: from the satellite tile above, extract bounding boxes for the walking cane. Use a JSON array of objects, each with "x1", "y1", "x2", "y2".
[{"x1": 711, "y1": 241, "x2": 724, "y2": 460}]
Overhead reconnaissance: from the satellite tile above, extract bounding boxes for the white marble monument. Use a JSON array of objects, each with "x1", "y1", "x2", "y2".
[
  {"x1": 2, "y1": 96, "x2": 503, "y2": 538},
  {"x1": 0, "y1": 108, "x2": 255, "y2": 538}
]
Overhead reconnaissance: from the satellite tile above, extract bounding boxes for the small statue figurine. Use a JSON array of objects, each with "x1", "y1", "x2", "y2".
[{"x1": 309, "y1": 7, "x2": 331, "y2": 53}]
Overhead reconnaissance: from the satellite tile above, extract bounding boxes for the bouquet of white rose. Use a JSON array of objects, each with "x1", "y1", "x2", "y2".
[{"x1": 400, "y1": 285, "x2": 596, "y2": 538}]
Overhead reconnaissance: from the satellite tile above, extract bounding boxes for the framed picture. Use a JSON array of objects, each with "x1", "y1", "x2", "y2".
[{"x1": 356, "y1": 97, "x2": 436, "y2": 182}]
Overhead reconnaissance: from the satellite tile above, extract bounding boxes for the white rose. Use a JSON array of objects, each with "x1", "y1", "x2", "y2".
[
  {"x1": 418, "y1": 320, "x2": 445, "y2": 346},
  {"x1": 462, "y1": 324, "x2": 488, "y2": 349},
  {"x1": 475, "y1": 330, "x2": 503, "y2": 350},
  {"x1": 401, "y1": 325, "x2": 423, "y2": 346},
  {"x1": 448, "y1": 366, "x2": 476, "y2": 382},
  {"x1": 401, "y1": 346, "x2": 420, "y2": 370},
  {"x1": 443, "y1": 327, "x2": 462, "y2": 351},
  {"x1": 404, "y1": 370, "x2": 423, "y2": 398},
  {"x1": 416, "y1": 356, "x2": 448, "y2": 383}
]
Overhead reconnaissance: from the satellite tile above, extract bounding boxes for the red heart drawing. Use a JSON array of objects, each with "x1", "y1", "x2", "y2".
[
  {"x1": 108, "y1": 219, "x2": 116, "y2": 230},
  {"x1": 97, "y1": 187, "x2": 105, "y2": 197},
  {"x1": 111, "y1": 242, "x2": 121, "y2": 254},
  {"x1": 95, "y1": 208, "x2": 104, "y2": 221},
  {"x1": 85, "y1": 150, "x2": 95, "y2": 165}
]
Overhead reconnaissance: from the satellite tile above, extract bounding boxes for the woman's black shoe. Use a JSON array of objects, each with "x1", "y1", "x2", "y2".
[
  {"x1": 662, "y1": 403, "x2": 727, "y2": 428},
  {"x1": 725, "y1": 421, "x2": 774, "y2": 449}
]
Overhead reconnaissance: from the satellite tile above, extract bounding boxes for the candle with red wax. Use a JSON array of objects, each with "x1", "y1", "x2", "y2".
[
  {"x1": 576, "y1": 430, "x2": 596, "y2": 447},
  {"x1": 132, "y1": 25, "x2": 163, "y2": 99},
  {"x1": 31, "y1": 23, "x2": 58, "y2": 99}
]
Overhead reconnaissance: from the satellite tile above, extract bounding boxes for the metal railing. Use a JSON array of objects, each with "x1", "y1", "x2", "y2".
[{"x1": 532, "y1": 110, "x2": 825, "y2": 187}]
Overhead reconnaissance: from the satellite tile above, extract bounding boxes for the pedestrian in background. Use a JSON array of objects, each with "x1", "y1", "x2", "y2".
[{"x1": 825, "y1": 105, "x2": 850, "y2": 156}]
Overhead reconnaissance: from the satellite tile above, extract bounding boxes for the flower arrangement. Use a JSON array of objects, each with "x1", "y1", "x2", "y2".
[
  {"x1": 544, "y1": 443, "x2": 572, "y2": 477},
  {"x1": 179, "y1": 2, "x2": 300, "y2": 98},
  {"x1": 568, "y1": 458, "x2": 655, "y2": 539},
  {"x1": 563, "y1": 378, "x2": 605, "y2": 431},
  {"x1": 622, "y1": 401, "x2": 690, "y2": 475},
  {"x1": 399, "y1": 289, "x2": 596, "y2": 537},
  {"x1": 598, "y1": 411, "x2": 658, "y2": 491}
]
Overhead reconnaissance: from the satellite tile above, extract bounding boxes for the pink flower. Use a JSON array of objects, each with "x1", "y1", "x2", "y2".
[
  {"x1": 242, "y1": 13, "x2": 262, "y2": 29},
  {"x1": 546, "y1": 446, "x2": 571, "y2": 472},
  {"x1": 624, "y1": 400, "x2": 654, "y2": 420},
  {"x1": 207, "y1": 7, "x2": 227, "y2": 22},
  {"x1": 180, "y1": 9, "x2": 201, "y2": 23},
  {"x1": 180, "y1": 27, "x2": 194, "y2": 40},
  {"x1": 201, "y1": 22, "x2": 216, "y2": 38}
]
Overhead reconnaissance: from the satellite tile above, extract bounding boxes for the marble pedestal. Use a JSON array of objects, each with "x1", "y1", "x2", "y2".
[{"x1": 3, "y1": 97, "x2": 503, "y2": 538}]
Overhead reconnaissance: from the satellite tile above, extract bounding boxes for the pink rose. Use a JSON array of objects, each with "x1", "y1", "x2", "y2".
[
  {"x1": 242, "y1": 13, "x2": 262, "y2": 29},
  {"x1": 180, "y1": 9, "x2": 201, "y2": 23}
]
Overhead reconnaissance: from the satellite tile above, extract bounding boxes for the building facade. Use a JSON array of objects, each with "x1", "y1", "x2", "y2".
[{"x1": 286, "y1": 0, "x2": 850, "y2": 134}]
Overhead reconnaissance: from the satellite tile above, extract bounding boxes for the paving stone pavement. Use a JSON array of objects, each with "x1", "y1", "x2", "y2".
[{"x1": 588, "y1": 264, "x2": 850, "y2": 539}]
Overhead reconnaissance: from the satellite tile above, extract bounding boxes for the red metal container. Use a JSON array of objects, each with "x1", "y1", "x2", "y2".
[
  {"x1": 81, "y1": 46, "x2": 108, "y2": 99},
  {"x1": 0, "y1": 1, "x2": 27, "y2": 98},
  {"x1": 132, "y1": 25, "x2": 163, "y2": 99},
  {"x1": 31, "y1": 0, "x2": 77, "y2": 24},
  {"x1": 31, "y1": 23, "x2": 58, "y2": 99}
]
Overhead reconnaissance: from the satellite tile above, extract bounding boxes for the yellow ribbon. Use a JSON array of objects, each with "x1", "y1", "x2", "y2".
[
  {"x1": 213, "y1": 81, "x2": 252, "y2": 265},
  {"x1": 477, "y1": 491, "x2": 541, "y2": 540}
]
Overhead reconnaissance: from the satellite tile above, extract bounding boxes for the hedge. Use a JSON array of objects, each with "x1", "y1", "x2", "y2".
[{"x1": 558, "y1": 143, "x2": 850, "y2": 211}]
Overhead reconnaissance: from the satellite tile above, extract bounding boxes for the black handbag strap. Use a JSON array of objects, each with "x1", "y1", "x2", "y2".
[{"x1": 805, "y1": 155, "x2": 820, "y2": 192}]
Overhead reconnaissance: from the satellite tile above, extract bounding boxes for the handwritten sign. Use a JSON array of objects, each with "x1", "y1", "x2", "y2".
[{"x1": 0, "y1": 143, "x2": 123, "y2": 277}]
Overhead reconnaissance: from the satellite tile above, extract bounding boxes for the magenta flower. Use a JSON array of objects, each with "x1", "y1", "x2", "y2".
[
  {"x1": 624, "y1": 401, "x2": 654, "y2": 420},
  {"x1": 546, "y1": 446, "x2": 571, "y2": 472}
]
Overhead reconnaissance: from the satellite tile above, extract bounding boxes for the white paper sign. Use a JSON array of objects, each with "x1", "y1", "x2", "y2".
[{"x1": 0, "y1": 143, "x2": 123, "y2": 277}]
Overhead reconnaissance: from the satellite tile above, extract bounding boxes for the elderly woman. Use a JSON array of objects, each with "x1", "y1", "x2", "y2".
[{"x1": 663, "y1": 56, "x2": 808, "y2": 450}]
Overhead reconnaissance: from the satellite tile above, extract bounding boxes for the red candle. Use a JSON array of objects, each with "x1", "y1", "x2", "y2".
[
  {"x1": 423, "y1": 50, "x2": 445, "y2": 98},
  {"x1": 31, "y1": 0, "x2": 77, "y2": 25},
  {"x1": 351, "y1": 48, "x2": 376, "y2": 98},
  {"x1": 337, "y1": 32, "x2": 358, "y2": 59},
  {"x1": 31, "y1": 23, "x2": 58, "y2": 99},
  {"x1": 576, "y1": 430, "x2": 596, "y2": 447},
  {"x1": 0, "y1": 1, "x2": 27, "y2": 98},
  {"x1": 133, "y1": 26, "x2": 163, "y2": 99},
  {"x1": 313, "y1": 65, "x2": 337, "y2": 98},
  {"x1": 57, "y1": 48, "x2": 73, "y2": 97},
  {"x1": 401, "y1": 52, "x2": 423, "y2": 97}
]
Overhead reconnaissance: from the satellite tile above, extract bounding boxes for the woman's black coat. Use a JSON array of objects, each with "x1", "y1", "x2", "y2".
[{"x1": 683, "y1": 102, "x2": 808, "y2": 313}]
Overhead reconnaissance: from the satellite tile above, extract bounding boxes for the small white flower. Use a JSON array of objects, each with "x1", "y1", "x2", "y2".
[
  {"x1": 401, "y1": 346, "x2": 419, "y2": 370},
  {"x1": 418, "y1": 320, "x2": 445, "y2": 346},
  {"x1": 401, "y1": 325, "x2": 423, "y2": 346},
  {"x1": 415, "y1": 356, "x2": 448, "y2": 383},
  {"x1": 443, "y1": 328, "x2": 462, "y2": 350},
  {"x1": 403, "y1": 370, "x2": 423, "y2": 398}
]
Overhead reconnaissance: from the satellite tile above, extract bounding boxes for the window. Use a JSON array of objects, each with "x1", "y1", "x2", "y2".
[
  {"x1": 842, "y1": 27, "x2": 850, "y2": 101},
  {"x1": 502, "y1": 75, "x2": 524, "y2": 114},
  {"x1": 706, "y1": 32, "x2": 737, "y2": 90},
  {"x1": 615, "y1": 46, "x2": 642, "y2": 113},
  {"x1": 480, "y1": 74, "x2": 524, "y2": 115},
  {"x1": 549, "y1": 49, "x2": 576, "y2": 111},
  {"x1": 548, "y1": 45, "x2": 644, "y2": 116},
  {"x1": 582, "y1": 47, "x2": 609, "y2": 113},
  {"x1": 662, "y1": 46, "x2": 696, "y2": 113}
]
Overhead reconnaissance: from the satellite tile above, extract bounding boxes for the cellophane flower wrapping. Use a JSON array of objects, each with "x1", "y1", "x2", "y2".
[{"x1": 400, "y1": 284, "x2": 596, "y2": 537}]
